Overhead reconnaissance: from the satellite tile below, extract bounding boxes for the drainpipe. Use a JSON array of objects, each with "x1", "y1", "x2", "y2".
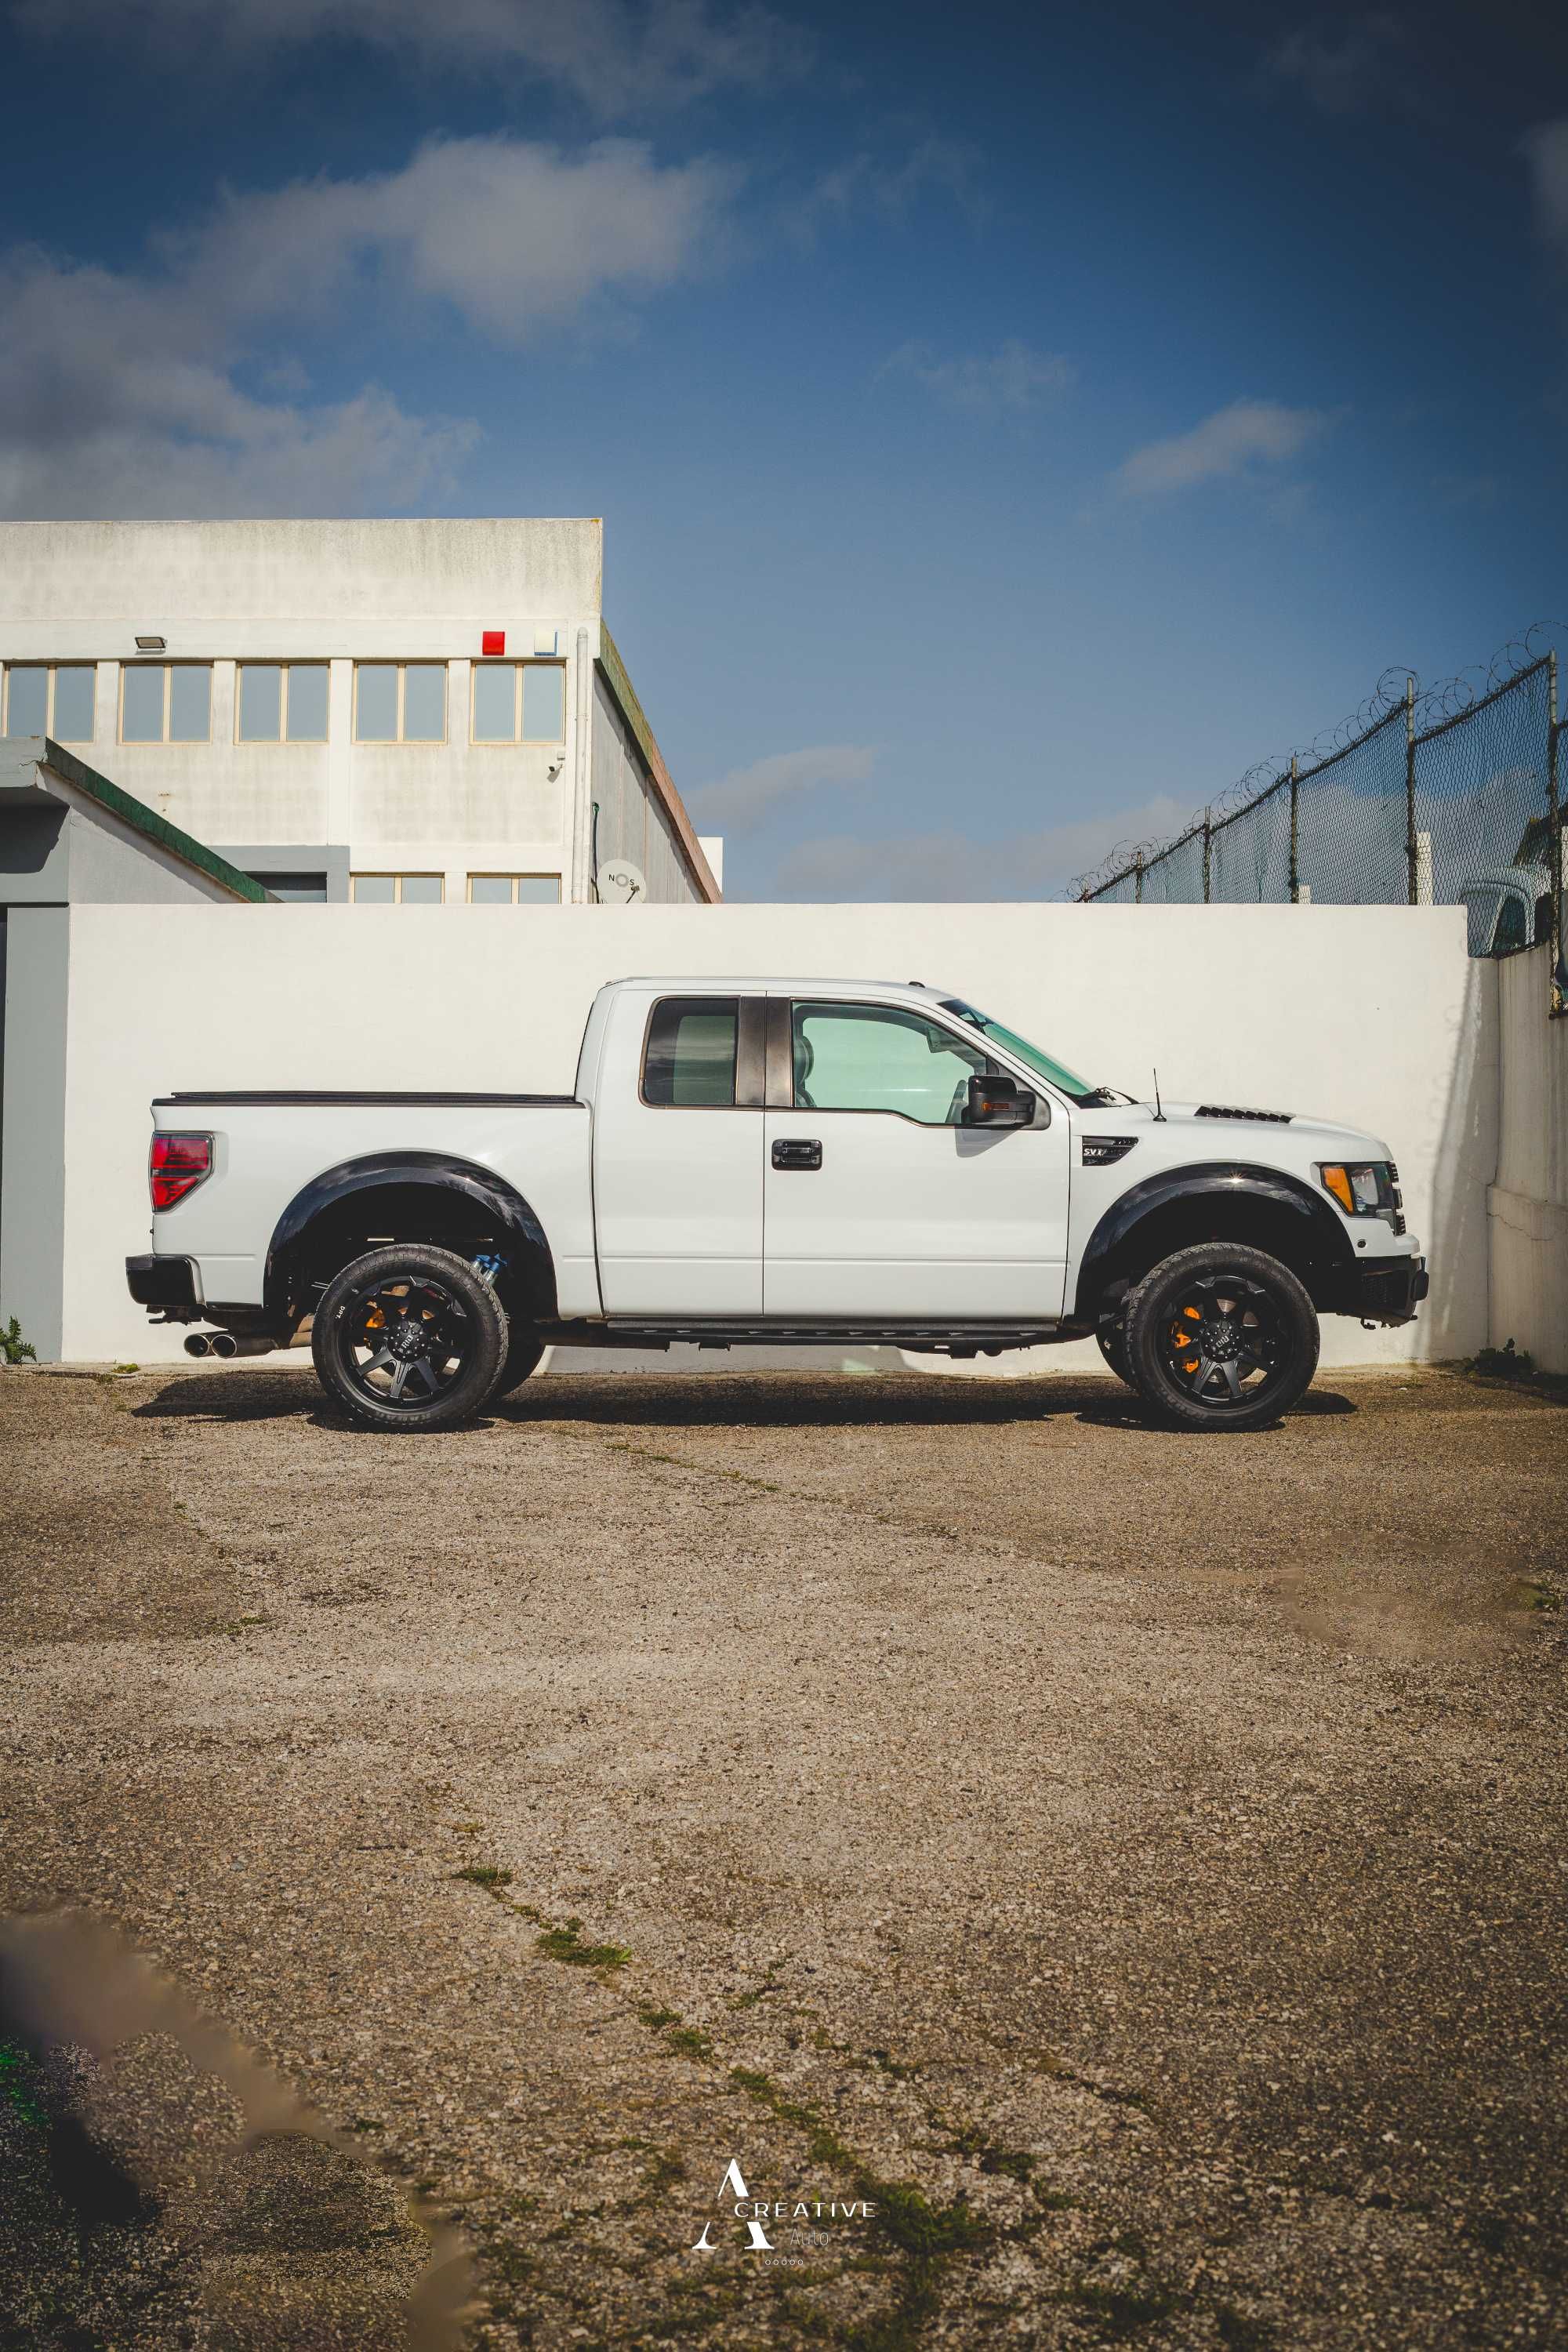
[{"x1": 571, "y1": 626, "x2": 593, "y2": 902}]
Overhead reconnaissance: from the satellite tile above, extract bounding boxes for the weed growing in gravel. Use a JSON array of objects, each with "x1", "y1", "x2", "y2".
[
  {"x1": 1054, "y1": 2278, "x2": 1181, "y2": 2334},
  {"x1": 1509, "y1": 1577, "x2": 1562, "y2": 1614},
  {"x1": 534, "y1": 1918, "x2": 633, "y2": 1969},
  {"x1": 1, "y1": 1316, "x2": 37, "y2": 1366},
  {"x1": 453, "y1": 1864, "x2": 513, "y2": 1890},
  {"x1": 662, "y1": 2024, "x2": 713, "y2": 2060}
]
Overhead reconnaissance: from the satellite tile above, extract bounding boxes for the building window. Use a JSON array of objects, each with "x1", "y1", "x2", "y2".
[
  {"x1": 470, "y1": 661, "x2": 567, "y2": 744},
  {"x1": 3, "y1": 662, "x2": 96, "y2": 742},
  {"x1": 350, "y1": 873, "x2": 444, "y2": 903},
  {"x1": 238, "y1": 662, "x2": 329, "y2": 742},
  {"x1": 466, "y1": 874, "x2": 562, "y2": 904},
  {"x1": 353, "y1": 662, "x2": 446, "y2": 743},
  {"x1": 121, "y1": 662, "x2": 212, "y2": 744},
  {"x1": 249, "y1": 872, "x2": 328, "y2": 902}
]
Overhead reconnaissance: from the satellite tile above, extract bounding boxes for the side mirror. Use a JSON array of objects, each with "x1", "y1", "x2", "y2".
[{"x1": 965, "y1": 1072, "x2": 1036, "y2": 1127}]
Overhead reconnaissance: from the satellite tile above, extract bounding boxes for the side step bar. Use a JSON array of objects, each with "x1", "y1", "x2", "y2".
[{"x1": 548, "y1": 1321, "x2": 1064, "y2": 1352}]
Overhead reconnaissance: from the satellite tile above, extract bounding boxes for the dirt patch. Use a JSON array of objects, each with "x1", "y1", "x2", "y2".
[{"x1": 2, "y1": 1364, "x2": 1565, "y2": 2348}]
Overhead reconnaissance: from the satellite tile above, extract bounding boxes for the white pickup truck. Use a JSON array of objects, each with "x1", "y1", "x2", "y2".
[{"x1": 127, "y1": 975, "x2": 1428, "y2": 1433}]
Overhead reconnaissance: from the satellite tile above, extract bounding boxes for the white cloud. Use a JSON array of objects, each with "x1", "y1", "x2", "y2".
[
  {"x1": 1260, "y1": 15, "x2": 1403, "y2": 116},
  {"x1": 14, "y1": 0, "x2": 810, "y2": 115},
  {"x1": 686, "y1": 743, "x2": 877, "y2": 835},
  {"x1": 1114, "y1": 399, "x2": 1330, "y2": 496},
  {"x1": 755, "y1": 795, "x2": 1190, "y2": 902},
  {"x1": 800, "y1": 140, "x2": 985, "y2": 233},
  {"x1": 1523, "y1": 118, "x2": 1568, "y2": 254},
  {"x1": 0, "y1": 136, "x2": 734, "y2": 517},
  {"x1": 882, "y1": 339, "x2": 1073, "y2": 413}
]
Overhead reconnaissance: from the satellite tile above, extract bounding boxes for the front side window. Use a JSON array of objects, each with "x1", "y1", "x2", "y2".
[
  {"x1": 4, "y1": 662, "x2": 96, "y2": 741},
  {"x1": 354, "y1": 662, "x2": 446, "y2": 743},
  {"x1": 350, "y1": 873, "x2": 444, "y2": 903},
  {"x1": 471, "y1": 661, "x2": 567, "y2": 744},
  {"x1": 238, "y1": 662, "x2": 329, "y2": 742},
  {"x1": 792, "y1": 1002, "x2": 991, "y2": 1126},
  {"x1": 121, "y1": 663, "x2": 212, "y2": 744},
  {"x1": 467, "y1": 873, "x2": 561, "y2": 904},
  {"x1": 643, "y1": 997, "x2": 739, "y2": 1107}
]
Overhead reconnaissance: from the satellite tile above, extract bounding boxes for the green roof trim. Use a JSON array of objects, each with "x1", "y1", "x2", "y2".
[
  {"x1": 595, "y1": 623, "x2": 719, "y2": 902},
  {"x1": 38, "y1": 739, "x2": 269, "y2": 902}
]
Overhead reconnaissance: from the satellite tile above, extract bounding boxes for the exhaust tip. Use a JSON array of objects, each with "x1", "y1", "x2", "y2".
[
  {"x1": 183, "y1": 1332, "x2": 212, "y2": 1358},
  {"x1": 209, "y1": 1331, "x2": 238, "y2": 1359}
]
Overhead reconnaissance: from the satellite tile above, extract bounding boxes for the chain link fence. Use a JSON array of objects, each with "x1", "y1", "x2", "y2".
[{"x1": 1075, "y1": 640, "x2": 1563, "y2": 974}]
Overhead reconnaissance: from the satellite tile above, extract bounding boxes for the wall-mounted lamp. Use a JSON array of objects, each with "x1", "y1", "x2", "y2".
[{"x1": 135, "y1": 634, "x2": 165, "y2": 652}]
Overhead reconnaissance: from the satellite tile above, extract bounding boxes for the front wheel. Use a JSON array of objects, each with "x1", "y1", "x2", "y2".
[
  {"x1": 1123, "y1": 1243, "x2": 1318, "y2": 1432},
  {"x1": 312, "y1": 1244, "x2": 507, "y2": 1432}
]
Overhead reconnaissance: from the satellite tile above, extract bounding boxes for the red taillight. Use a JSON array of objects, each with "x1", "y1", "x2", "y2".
[{"x1": 151, "y1": 1131, "x2": 212, "y2": 1211}]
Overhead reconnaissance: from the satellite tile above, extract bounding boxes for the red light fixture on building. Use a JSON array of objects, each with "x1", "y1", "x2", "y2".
[{"x1": 481, "y1": 630, "x2": 505, "y2": 656}]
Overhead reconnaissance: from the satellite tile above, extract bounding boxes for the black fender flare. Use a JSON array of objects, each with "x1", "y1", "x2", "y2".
[
  {"x1": 265, "y1": 1151, "x2": 558, "y2": 1323},
  {"x1": 1073, "y1": 1161, "x2": 1353, "y2": 1323}
]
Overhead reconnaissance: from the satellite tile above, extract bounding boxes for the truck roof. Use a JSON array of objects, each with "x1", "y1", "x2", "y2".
[{"x1": 604, "y1": 975, "x2": 957, "y2": 1002}]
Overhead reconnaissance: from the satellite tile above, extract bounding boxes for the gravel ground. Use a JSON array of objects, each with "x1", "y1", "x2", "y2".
[{"x1": 1, "y1": 1359, "x2": 1565, "y2": 2351}]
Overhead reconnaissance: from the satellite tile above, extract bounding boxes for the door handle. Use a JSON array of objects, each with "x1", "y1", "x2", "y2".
[{"x1": 771, "y1": 1138, "x2": 822, "y2": 1171}]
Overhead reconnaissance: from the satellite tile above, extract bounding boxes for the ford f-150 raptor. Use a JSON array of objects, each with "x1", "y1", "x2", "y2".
[{"x1": 126, "y1": 975, "x2": 1428, "y2": 1432}]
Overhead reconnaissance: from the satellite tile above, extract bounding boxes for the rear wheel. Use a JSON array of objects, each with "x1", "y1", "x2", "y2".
[
  {"x1": 312, "y1": 1244, "x2": 507, "y2": 1432},
  {"x1": 1095, "y1": 1312, "x2": 1134, "y2": 1388},
  {"x1": 1123, "y1": 1243, "x2": 1318, "y2": 1432}
]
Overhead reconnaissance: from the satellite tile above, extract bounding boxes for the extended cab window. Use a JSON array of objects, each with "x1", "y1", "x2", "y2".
[
  {"x1": 644, "y1": 998, "x2": 739, "y2": 1106},
  {"x1": 792, "y1": 1002, "x2": 991, "y2": 1126}
]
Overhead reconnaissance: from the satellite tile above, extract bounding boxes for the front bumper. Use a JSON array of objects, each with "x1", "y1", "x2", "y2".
[
  {"x1": 1352, "y1": 1254, "x2": 1428, "y2": 1325},
  {"x1": 125, "y1": 1253, "x2": 201, "y2": 1316}
]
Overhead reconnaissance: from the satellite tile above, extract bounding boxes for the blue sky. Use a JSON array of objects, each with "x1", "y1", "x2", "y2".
[{"x1": 2, "y1": 0, "x2": 1565, "y2": 896}]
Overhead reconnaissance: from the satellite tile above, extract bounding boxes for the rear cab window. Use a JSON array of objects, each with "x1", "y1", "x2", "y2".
[{"x1": 642, "y1": 998, "x2": 739, "y2": 1106}]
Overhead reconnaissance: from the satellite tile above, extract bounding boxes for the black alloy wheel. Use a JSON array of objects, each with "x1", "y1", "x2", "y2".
[
  {"x1": 312, "y1": 1244, "x2": 507, "y2": 1432},
  {"x1": 1123, "y1": 1242, "x2": 1318, "y2": 1432}
]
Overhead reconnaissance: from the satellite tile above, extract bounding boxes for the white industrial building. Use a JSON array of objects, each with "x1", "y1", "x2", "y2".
[{"x1": 0, "y1": 517, "x2": 720, "y2": 906}]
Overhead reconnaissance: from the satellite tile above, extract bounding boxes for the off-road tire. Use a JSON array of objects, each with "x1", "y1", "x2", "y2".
[
  {"x1": 1095, "y1": 1313, "x2": 1134, "y2": 1388},
  {"x1": 1123, "y1": 1242, "x2": 1318, "y2": 1432},
  {"x1": 312, "y1": 1244, "x2": 507, "y2": 1432}
]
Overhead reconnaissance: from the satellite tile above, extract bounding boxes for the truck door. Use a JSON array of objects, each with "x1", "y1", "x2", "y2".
[
  {"x1": 761, "y1": 996, "x2": 1070, "y2": 1319},
  {"x1": 593, "y1": 992, "x2": 766, "y2": 1315}
]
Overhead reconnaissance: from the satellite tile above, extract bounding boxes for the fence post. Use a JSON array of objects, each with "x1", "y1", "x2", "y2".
[
  {"x1": 1202, "y1": 816, "x2": 1212, "y2": 903},
  {"x1": 1288, "y1": 756, "x2": 1299, "y2": 903},
  {"x1": 1404, "y1": 674, "x2": 1418, "y2": 906},
  {"x1": 1550, "y1": 649, "x2": 1563, "y2": 1013},
  {"x1": 1134, "y1": 851, "x2": 1144, "y2": 906}
]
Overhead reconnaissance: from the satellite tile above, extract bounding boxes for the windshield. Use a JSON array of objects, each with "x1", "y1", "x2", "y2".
[{"x1": 939, "y1": 999, "x2": 1097, "y2": 1105}]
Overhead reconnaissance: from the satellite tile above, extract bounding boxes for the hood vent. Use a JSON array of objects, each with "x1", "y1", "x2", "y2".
[{"x1": 1195, "y1": 1104, "x2": 1292, "y2": 1123}]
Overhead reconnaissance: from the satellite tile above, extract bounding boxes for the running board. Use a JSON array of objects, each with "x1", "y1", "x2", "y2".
[{"x1": 557, "y1": 1320, "x2": 1065, "y2": 1351}]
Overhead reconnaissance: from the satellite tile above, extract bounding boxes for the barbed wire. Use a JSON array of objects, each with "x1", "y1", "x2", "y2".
[{"x1": 1067, "y1": 622, "x2": 1563, "y2": 900}]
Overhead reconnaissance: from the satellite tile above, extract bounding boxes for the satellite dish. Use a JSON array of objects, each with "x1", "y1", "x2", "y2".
[{"x1": 597, "y1": 859, "x2": 646, "y2": 904}]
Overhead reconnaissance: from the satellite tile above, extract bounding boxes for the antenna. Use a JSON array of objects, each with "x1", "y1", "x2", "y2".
[{"x1": 1152, "y1": 1068, "x2": 1165, "y2": 1122}]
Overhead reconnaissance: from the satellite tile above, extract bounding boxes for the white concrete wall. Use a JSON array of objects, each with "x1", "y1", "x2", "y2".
[
  {"x1": 52, "y1": 901, "x2": 1489, "y2": 1368},
  {"x1": 1488, "y1": 943, "x2": 1568, "y2": 1370}
]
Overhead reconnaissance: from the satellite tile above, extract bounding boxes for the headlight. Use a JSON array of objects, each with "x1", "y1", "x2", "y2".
[{"x1": 1318, "y1": 1162, "x2": 1401, "y2": 1227}]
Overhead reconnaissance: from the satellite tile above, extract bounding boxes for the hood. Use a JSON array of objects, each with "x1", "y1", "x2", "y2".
[{"x1": 1076, "y1": 1099, "x2": 1395, "y2": 1161}]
